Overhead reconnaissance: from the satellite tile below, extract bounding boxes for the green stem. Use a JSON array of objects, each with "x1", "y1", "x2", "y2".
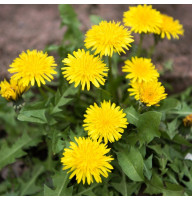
[
  {"x1": 20, "y1": 166, "x2": 44, "y2": 195},
  {"x1": 147, "y1": 44, "x2": 155, "y2": 58},
  {"x1": 42, "y1": 84, "x2": 55, "y2": 94},
  {"x1": 107, "y1": 56, "x2": 119, "y2": 103},
  {"x1": 76, "y1": 183, "x2": 101, "y2": 196},
  {"x1": 107, "y1": 56, "x2": 115, "y2": 101},
  {"x1": 122, "y1": 171, "x2": 128, "y2": 196},
  {"x1": 46, "y1": 137, "x2": 53, "y2": 171},
  {"x1": 137, "y1": 33, "x2": 144, "y2": 57},
  {"x1": 111, "y1": 54, "x2": 119, "y2": 78},
  {"x1": 147, "y1": 34, "x2": 161, "y2": 58},
  {"x1": 38, "y1": 87, "x2": 47, "y2": 98},
  {"x1": 108, "y1": 56, "x2": 112, "y2": 79},
  {"x1": 77, "y1": 85, "x2": 81, "y2": 99},
  {"x1": 138, "y1": 101, "x2": 143, "y2": 113},
  {"x1": 59, "y1": 59, "x2": 66, "y2": 91}
]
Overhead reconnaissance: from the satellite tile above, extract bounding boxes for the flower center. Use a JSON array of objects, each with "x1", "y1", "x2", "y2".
[
  {"x1": 134, "y1": 62, "x2": 149, "y2": 78},
  {"x1": 78, "y1": 147, "x2": 99, "y2": 170}
]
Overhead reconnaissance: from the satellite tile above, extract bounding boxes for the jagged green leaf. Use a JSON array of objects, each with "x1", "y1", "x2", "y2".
[
  {"x1": 137, "y1": 111, "x2": 162, "y2": 144},
  {"x1": 51, "y1": 129, "x2": 65, "y2": 155},
  {"x1": 124, "y1": 106, "x2": 139, "y2": 126},
  {"x1": 18, "y1": 109, "x2": 47, "y2": 124},
  {"x1": 59, "y1": 4, "x2": 80, "y2": 27},
  {"x1": 167, "y1": 102, "x2": 192, "y2": 116},
  {"x1": 19, "y1": 165, "x2": 44, "y2": 196},
  {"x1": 156, "y1": 98, "x2": 181, "y2": 112},
  {"x1": 50, "y1": 85, "x2": 78, "y2": 115},
  {"x1": 90, "y1": 15, "x2": 103, "y2": 25},
  {"x1": 125, "y1": 109, "x2": 162, "y2": 144},
  {"x1": 144, "y1": 173, "x2": 184, "y2": 196},
  {"x1": 58, "y1": 4, "x2": 83, "y2": 46},
  {"x1": 110, "y1": 172, "x2": 127, "y2": 196},
  {"x1": 166, "y1": 118, "x2": 180, "y2": 139},
  {"x1": 76, "y1": 183, "x2": 100, "y2": 196},
  {"x1": 144, "y1": 155, "x2": 153, "y2": 180},
  {"x1": 0, "y1": 133, "x2": 41, "y2": 170},
  {"x1": 117, "y1": 146, "x2": 144, "y2": 182},
  {"x1": 44, "y1": 171, "x2": 72, "y2": 196}
]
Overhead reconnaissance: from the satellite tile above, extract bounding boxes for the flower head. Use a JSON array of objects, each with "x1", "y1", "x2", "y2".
[
  {"x1": 61, "y1": 137, "x2": 113, "y2": 185},
  {"x1": 8, "y1": 49, "x2": 57, "y2": 87},
  {"x1": 122, "y1": 57, "x2": 159, "y2": 83},
  {"x1": 62, "y1": 49, "x2": 108, "y2": 90},
  {"x1": 84, "y1": 21, "x2": 134, "y2": 57},
  {"x1": 183, "y1": 114, "x2": 192, "y2": 127},
  {"x1": 0, "y1": 78, "x2": 29, "y2": 101},
  {"x1": 123, "y1": 5, "x2": 162, "y2": 34},
  {"x1": 159, "y1": 14, "x2": 184, "y2": 40},
  {"x1": 129, "y1": 80, "x2": 167, "y2": 106},
  {"x1": 83, "y1": 101, "x2": 128, "y2": 143}
]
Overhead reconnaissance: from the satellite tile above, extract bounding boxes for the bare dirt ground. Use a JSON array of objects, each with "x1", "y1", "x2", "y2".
[{"x1": 0, "y1": 4, "x2": 191, "y2": 93}]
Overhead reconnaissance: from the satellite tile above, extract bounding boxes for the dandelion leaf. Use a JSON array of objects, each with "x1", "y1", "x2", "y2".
[
  {"x1": 0, "y1": 133, "x2": 41, "y2": 170},
  {"x1": 44, "y1": 171, "x2": 73, "y2": 196},
  {"x1": 19, "y1": 165, "x2": 44, "y2": 196},
  {"x1": 50, "y1": 85, "x2": 78, "y2": 115},
  {"x1": 137, "y1": 111, "x2": 162, "y2": 144},
  {"x1": 117, "y1": 146, "x2": 144, "y2": 182}
]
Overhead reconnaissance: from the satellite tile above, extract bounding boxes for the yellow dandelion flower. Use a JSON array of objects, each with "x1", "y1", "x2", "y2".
[
  {"x1": 8, "y1": 49, "x2": 57, "y2": 87},
  {"x1": 123, "y1": 5, "x2": 162, "y2": 34},
  {"x1": 183, "y1": 114, "x2": 192, "y2": 127},
  {"x1": 84, "y1": 21, "x2": 134, "y2": 57},
  {"x1": 0, "y1": 78, "x2": 29, "y2": 101},
  {"x1": 62, "y1": 49, "x2": 108, "y2": 90},
  {"x1": 122, "y1": 57, "x2": 159, "y2": 83},
  {"x1": 128, "y1": 80, "x2": 167, "y2": 106},
  {"x1": 159, "y1": 14, "x2": 184, "y2": 40},
  {"x1": 61, "y1": 137, "x2": 113, "y2": 185},
  {"x1": 83, "y1": 101, "x2": 128, "y2": 143},
  {"x1": 128, "y1": 81, "x2": 141, "y2": 101}
]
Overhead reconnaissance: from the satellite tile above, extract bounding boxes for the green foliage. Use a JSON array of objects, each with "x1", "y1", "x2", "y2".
[
  {"x1": 162, "y1": 59, "x2": 174, "y2": 73},
  {"x1": 1, "y1": 4, "x2": 192, "y2": 197},
  {"x1": 137, "y1": 111, "x2": 162, "y2": 144},
  {"x1": 0, "y1": 133, "x2": 41, "y2": 170},
  {"x1": 143, "y1": 155, "x2": 153, "y2": 180},
  {"x1": 74, "y1": 183, "x2": 99, "y2": 196},
  {"x1": 144, "y1": 172, "x2": 184, "y2": 196},
  {"x1": 124, "y1": 107, "x2": 162, "y2": 144},
  {"x1": 124, "y1": 106, "x2": 139, "y2": 126},
  {"x1": 90, "y1": 15, "x2": 103, "y2": 25},
  {"x1": 18, "y1": 109, "x2": 47, "y2": 124},
  {"x1": 117, "y1": 146, "x2": 144, "y2": 182},
  {"x1": 50, "y1": 84, "x2": 79, "y2": 115},
  {"x1": 44, "y1": 171, "x2": 73, "y2": 196},
  {"x1": 18, "y1": 165, "x2": 44, "y2": 196},
  {"x1": 111, "y1": 176, "x2": 141, "y2": 196},
  {"x1": 156, "y1": 97, "x2": 181, "y2": 112}
]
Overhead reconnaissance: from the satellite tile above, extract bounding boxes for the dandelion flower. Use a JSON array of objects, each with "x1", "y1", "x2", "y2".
[
  {"x1": 84, "y1": 21, "x2": 134, "y2": 57},
  {"x1": 123, "y1": 5, "x2": 162, "y2": 34},
  {"x1": 62, "y1": 49, "x2": 108, "y2": 90},
  {"x1": 0, "y1": 78, "x2": 29, "y2": 101},
  {"x1": 122, "y1": 57, "x2": 159, "y2": 83},
  {"x1": 159, "y1": 14, "x2": 184, "y2": 40},
  {"x1": 61, "y1": 137, "x2": 113, "y2": 185},
  {"x1": 128, "y1": 81, "x2": 141, "y2": 101},
  {"x1": 83, "y1": 101, "x2": 128, "y2": 143},
  {"x1": 183, "y1": 114, "x2": 192, "y2": 127},
  {"x1": 8, "y1": 49, "x2": 57, "y2": 87},
  {"x1": 129, "y1": 80, "x2": 167, "y2": 106}
]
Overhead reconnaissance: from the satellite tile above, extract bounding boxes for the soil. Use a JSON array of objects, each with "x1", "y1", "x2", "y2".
[{"x1": 0, "y1": 4, "x2": 192, "y2": 93}]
